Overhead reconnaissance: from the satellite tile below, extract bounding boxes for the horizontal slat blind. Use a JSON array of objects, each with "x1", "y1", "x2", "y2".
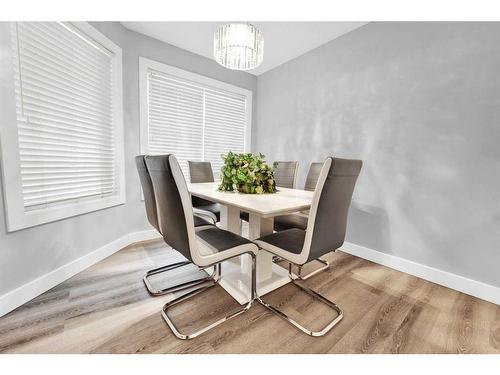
[
  {"x1": 204, "y1": 89, "x2": 246, "y2": 176},
  {"x1": 145, "y1": 68, "x2": 247, "y2": 179},
  {"x1": 12, "y1": 22, "x2": 117, "y2": 210},
  {"x1": 147, "y1": 71, "x2": 204, "y2": 176}
]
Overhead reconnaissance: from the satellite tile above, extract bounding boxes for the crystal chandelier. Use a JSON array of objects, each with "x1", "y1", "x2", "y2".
[{"x1": 213, "y1": 23, "x2": 264, "y2": 71}]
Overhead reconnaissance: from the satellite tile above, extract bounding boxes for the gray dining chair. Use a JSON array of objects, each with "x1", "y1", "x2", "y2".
[
  {"x1": 273, "y1": 161, "x2": 299, "y2": 189},
  {"x1": 273, "y1": 162, "x2": 324, "y2": 232},
  {"x1": 240, "y1": 160, "x2": 299, "y2": 222},
  {"x1": 188, "y1": 161, "x2": 221, "y2": 223},
  {"x1": 146, "y1": 154, "x2": 258, "y2": 340},
  {"x1": 136, "y1": 155, "x2": 216, "y2": 296},
  {"x1": 304, "y1": 162, "x2": 323, "y2": 191},
  {"x1": 255, "y1": 157, "x2": 362, "y2": 336}
]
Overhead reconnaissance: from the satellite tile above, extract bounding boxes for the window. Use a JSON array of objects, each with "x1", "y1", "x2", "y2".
[
  {"x1": 139, "y1": 58, "x2": 252, "y2": 178},
  {"x1": 0, "y1": 22, "x2": 124, "y2": 231}
]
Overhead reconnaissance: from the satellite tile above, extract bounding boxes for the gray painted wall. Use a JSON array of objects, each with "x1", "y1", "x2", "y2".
[
  {"x1": 255, "y1": 22, "x2": 500, "y2": 287},
  {"x1": 0, "y1": 22, "x2": 257, "y2": 297}
]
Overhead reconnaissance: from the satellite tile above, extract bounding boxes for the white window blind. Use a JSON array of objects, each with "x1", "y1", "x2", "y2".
[
  {"x1": 147, "y1": 71, "x2": 204, "y2": 176},
  {"x1": 141, "y1": 59, "x2": 251, "y2": 179},
  {"x1": 12, "y1": 22, "x2": 118, "y2": 210},
  {"x1": 204, "y1": 88, "x2": 247, "y2": 175}
]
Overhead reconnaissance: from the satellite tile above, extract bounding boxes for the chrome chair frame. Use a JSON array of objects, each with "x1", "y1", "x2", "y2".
[
  {"x1": 162, "y1": 251, "x2": 256, "y2": 340},
  {"x1": 295, "y1": 258, "x2": 330, "y2": 280},
  {"x1": 256, "y1": 262, "x2": 344, "y2": 337},
  {"x1": 256, "y1": 260, "x2": 343, "y2": 337},
  {"x1": 143, "y1": 260, "x2": 218, "y2": 296},
  {"x1": 275, "y1": 256, "x2": 330, "y2": 280}
]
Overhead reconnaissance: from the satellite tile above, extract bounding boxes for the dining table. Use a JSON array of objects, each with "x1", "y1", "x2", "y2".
[{"x1": 188, "y1": 182, "x2": 314, "y2": 304}]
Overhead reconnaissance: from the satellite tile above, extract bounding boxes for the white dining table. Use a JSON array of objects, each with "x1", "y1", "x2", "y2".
[{"x1": 188, "y1": 182, "x2": 314, "y2": 304}]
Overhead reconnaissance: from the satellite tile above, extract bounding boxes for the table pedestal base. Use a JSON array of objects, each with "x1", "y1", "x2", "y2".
[
  {"x1": 218, "y1": 207, "x2": 291, "y2": 304},
  {"x1": 218, "y1": 255, "x2": 290, "y2": 304}
]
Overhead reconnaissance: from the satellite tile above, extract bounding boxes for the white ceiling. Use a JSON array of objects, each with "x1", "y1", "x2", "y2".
[{"x1": 121, "y1": 22, "x2": 368, "y2": 75}]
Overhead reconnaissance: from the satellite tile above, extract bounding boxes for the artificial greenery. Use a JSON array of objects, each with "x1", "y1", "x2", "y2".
[{"x1": 218, "y1": 152, "x2": 277, "y2": 194}]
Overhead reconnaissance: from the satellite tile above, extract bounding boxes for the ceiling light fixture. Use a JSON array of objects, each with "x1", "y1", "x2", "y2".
[{"x1": 213, "y1": 22, "x2": 263, "y2": 71}]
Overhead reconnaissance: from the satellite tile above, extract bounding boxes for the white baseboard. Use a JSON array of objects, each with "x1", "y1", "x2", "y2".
[
  {"x1": 341, "y1": 241, "x2": 500, "y2": 306},
  {"x1": 0, "y1": 229, "x2": 162, "y2": 318},
  {"x1": 127, "y1": 229, "x2": 162, "y2": 244}
]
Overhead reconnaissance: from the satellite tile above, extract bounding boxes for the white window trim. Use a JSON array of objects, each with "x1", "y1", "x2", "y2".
[
  {"x1": 138, "y1": 57, "x2": 253, "y2": 166},
  {"x1": 0, "y1": 22, "x2": 125, "y2": 232}
]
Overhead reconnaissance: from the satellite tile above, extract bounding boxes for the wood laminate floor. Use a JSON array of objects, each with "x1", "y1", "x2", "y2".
[{"x1": 1, "y1": 235, "x2": 499, "y2": 354}]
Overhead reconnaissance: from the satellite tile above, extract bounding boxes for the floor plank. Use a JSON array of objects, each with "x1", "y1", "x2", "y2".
[{"x1": 1, "y1": 235, "x2": 499, "y2": 354}]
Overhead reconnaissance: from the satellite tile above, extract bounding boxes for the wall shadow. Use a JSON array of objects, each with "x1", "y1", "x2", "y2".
[{"x1": 346, "y1": 201, "x2": 392, "y2": 254}]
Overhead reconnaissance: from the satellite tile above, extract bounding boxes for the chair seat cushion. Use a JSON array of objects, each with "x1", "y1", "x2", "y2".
[
  {"x1": 194, "y1": 202, "x2": 220, "y2": 221},
  {"x1": 257, "y1": 228, "x2": 306, "y2": 255},
  {"x1": 193, "y1": 215, "x2": 214, "y2": 227},
  {"x1": 197, "y1": 227, "x2": 254, "y2": 252},
  {"x1": 273, "y1": 213, "x2": 308, "y2": 231}
]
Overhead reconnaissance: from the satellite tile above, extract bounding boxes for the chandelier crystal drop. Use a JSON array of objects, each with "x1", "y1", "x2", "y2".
[{"x1": 213, "y1": 23, "x2": 264, "y2": 71}]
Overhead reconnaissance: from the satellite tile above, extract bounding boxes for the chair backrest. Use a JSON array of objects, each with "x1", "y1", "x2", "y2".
[
  {"x1": 303, "y1": 157, "x2": 362, "y2": 263},
  {"x1": 304, "y1": 162, "x2": 324, "y2": 191},
  {"x1": 273, "y1": 161, "x2": 298, "y2": 189},
  {"x1": 145, "y1": 154, "x2": 197, "y2": 262},
  {"x1": 189, "y1": 161, "x2": 216, "y2": 207},
  {"x1": 135, "y1": 155, "x2": 160, "y2": 234},
  {"x1": 188, "y1": 161, "x2": 215, "y2": 183}
]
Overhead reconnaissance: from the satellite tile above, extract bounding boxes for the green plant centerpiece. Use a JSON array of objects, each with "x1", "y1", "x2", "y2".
[{"x1": 218, "y1": 152, "x2": 277, "y2": 194}]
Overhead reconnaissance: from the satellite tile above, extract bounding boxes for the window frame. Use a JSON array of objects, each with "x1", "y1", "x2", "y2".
[
  {"x1": 0, "y1": 22, "x2": 125, "y2": 232},
  {"x1": 138, "y1": 57, "x2": 253, "y2": 180}
]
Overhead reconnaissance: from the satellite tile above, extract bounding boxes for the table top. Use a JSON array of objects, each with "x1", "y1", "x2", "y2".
[{"x1": 188, "y1": 182, "x2": 314, "y2": 218}]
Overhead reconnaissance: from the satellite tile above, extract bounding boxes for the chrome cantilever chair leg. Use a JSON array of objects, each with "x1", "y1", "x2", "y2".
[
  {"x1": 256, "y1": 261, "x2": 343, "y2": 337},
  {"x1": 294, "y1": 258, "x2": 330, "y2": 281},
  {"x1": 161, "y1": 252, "x2": 256, "y2": 340},
  {"x1": 275, "y1": 256, "x2": 331, "y2": 280},
  {"x1": 143, "y1": 261, "x2": 218, "y2": 296}
]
